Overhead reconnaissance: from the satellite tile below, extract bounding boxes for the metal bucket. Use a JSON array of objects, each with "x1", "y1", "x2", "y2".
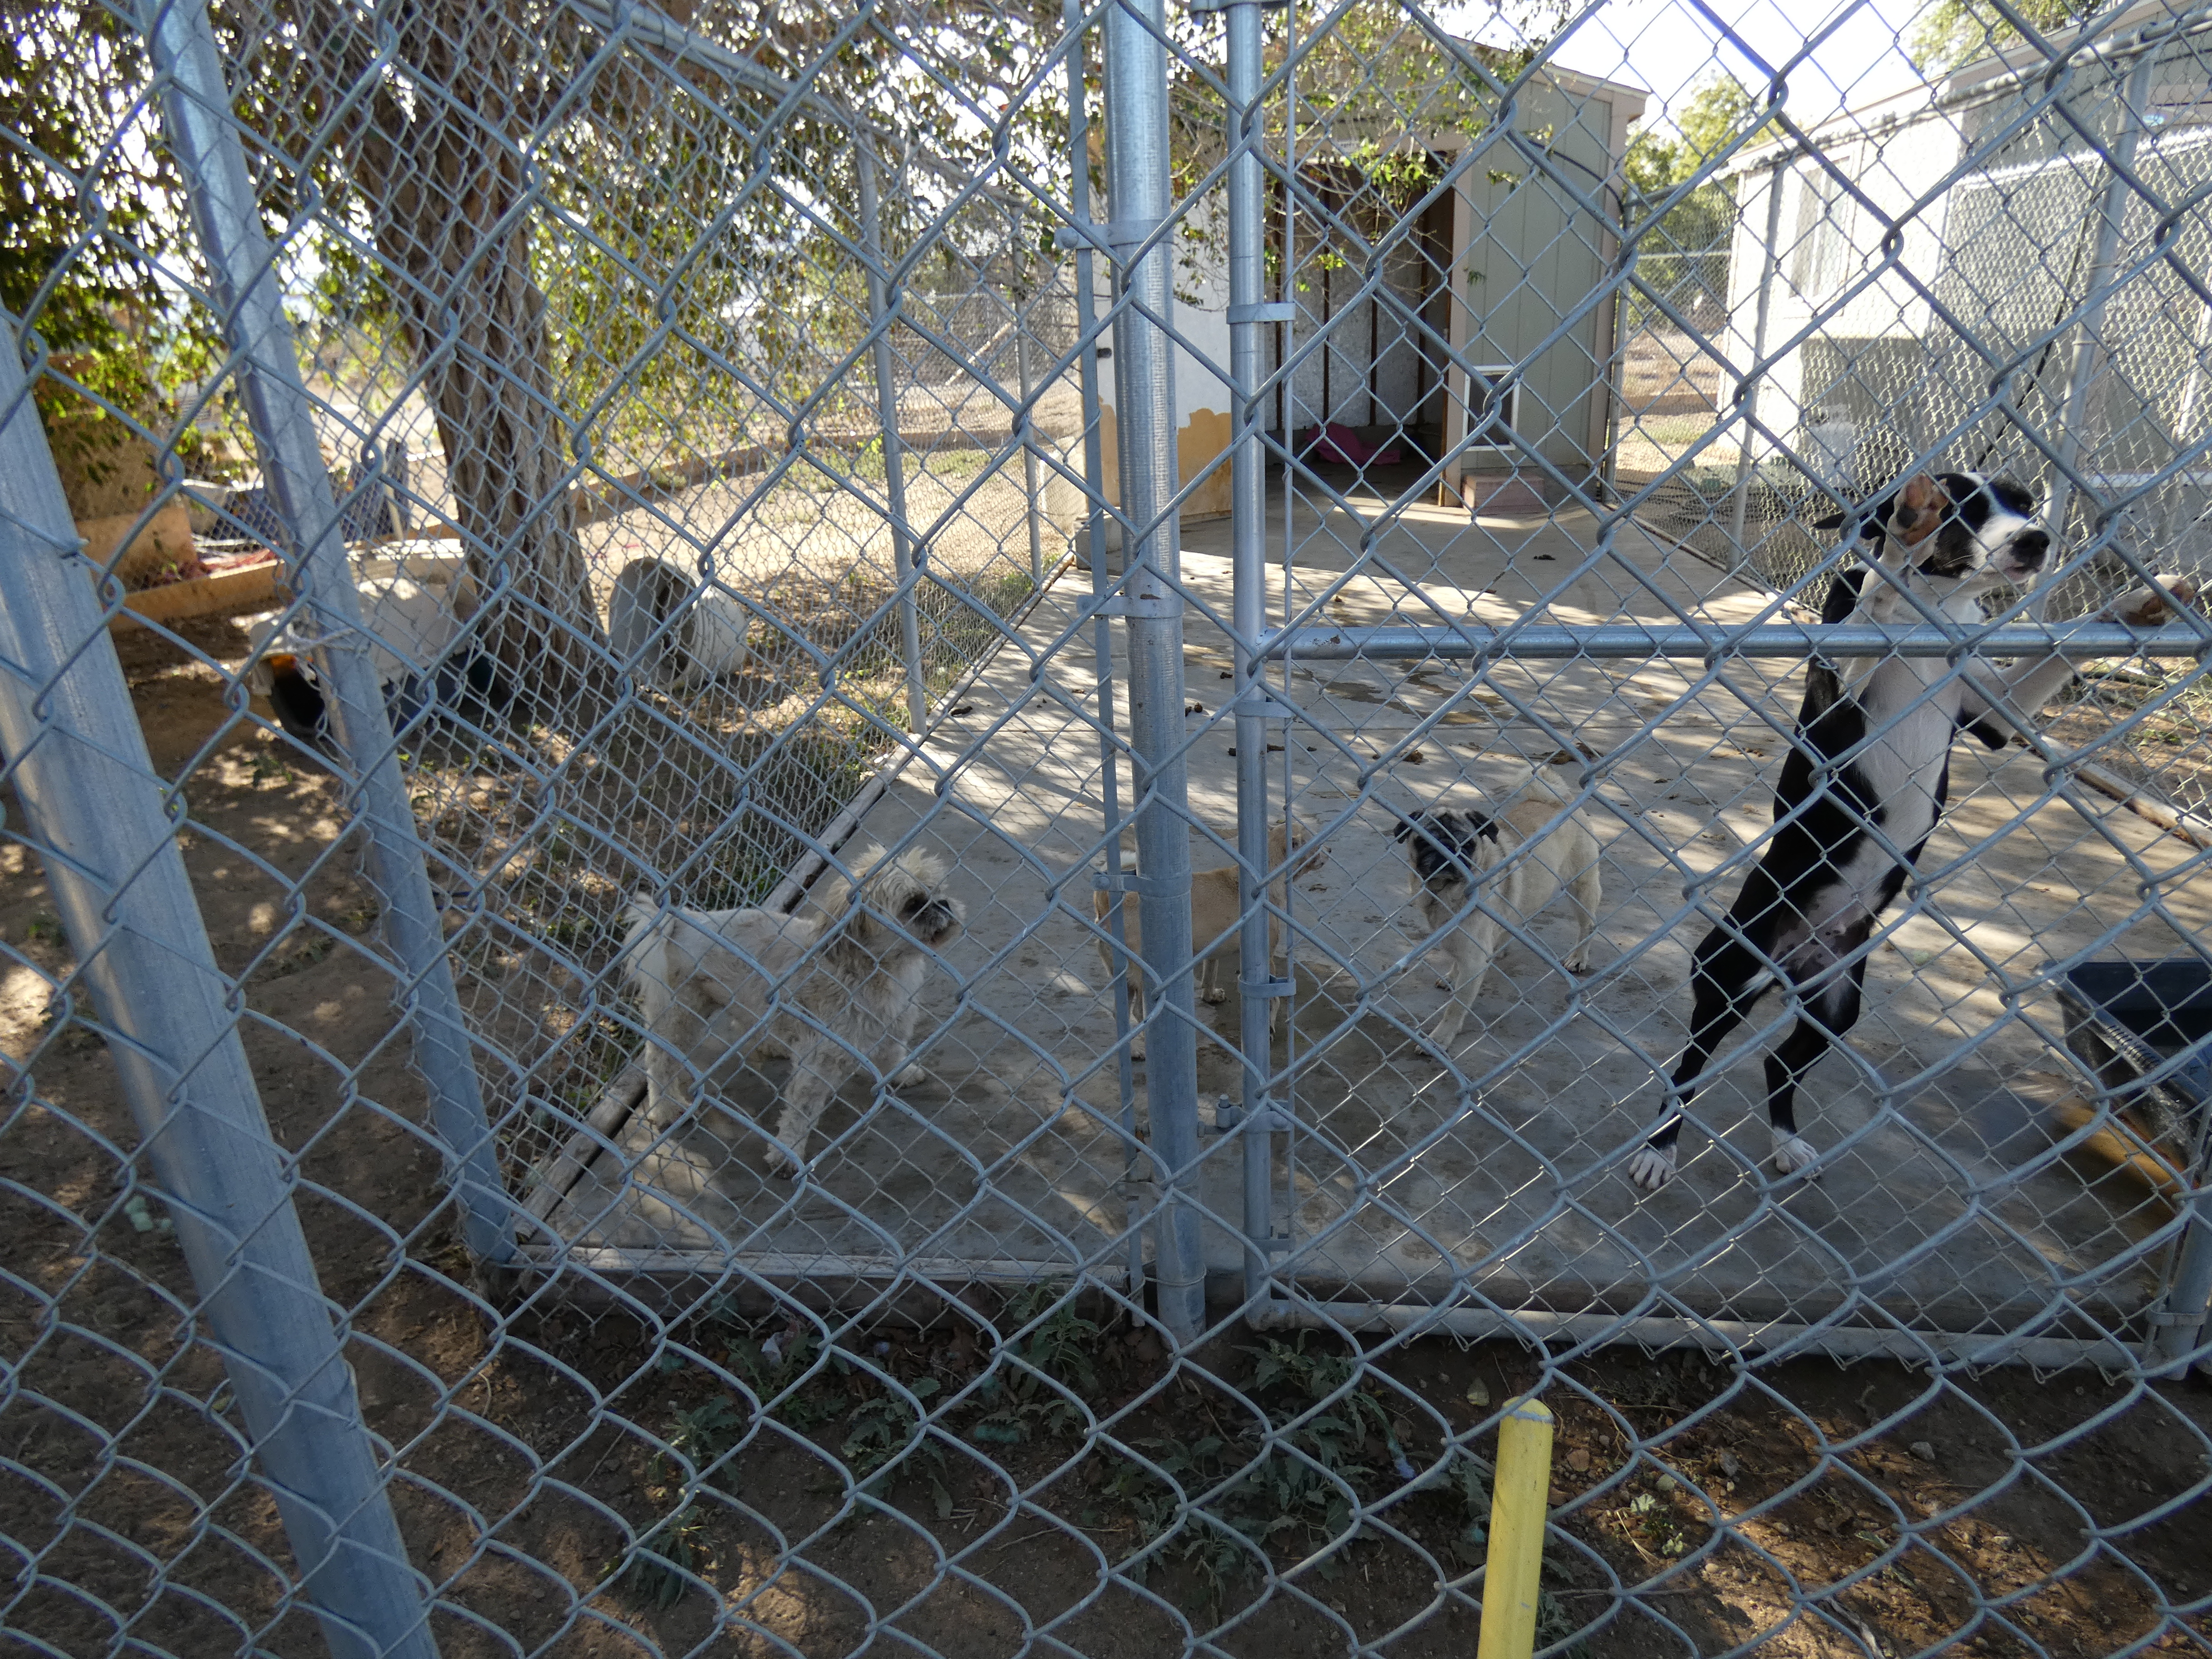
[{"x1": 2057, "y1": 958, "x2": 2212, "y2": 1154}]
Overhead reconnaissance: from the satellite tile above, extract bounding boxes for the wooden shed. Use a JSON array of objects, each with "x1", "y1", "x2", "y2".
[{"x1": 1091, "y1": 53, "x2": 1646, "y2": 517}]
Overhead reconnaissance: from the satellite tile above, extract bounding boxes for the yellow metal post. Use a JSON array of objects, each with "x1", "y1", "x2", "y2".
[{"x1": 1476, "y1": 1396, "x2": 1556, "y2": 1659}]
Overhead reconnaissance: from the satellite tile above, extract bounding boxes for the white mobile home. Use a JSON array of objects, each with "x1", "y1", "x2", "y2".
[{"x1": 1717, "y1": 0, "x2": 2212, "y2": 559}]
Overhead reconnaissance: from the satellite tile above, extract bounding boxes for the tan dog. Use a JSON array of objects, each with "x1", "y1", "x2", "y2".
[
  {"x1": 623, "y1": 844, "x2": 964, "y2": 1176},
  {"x1": 1093, "y1": 820, "x2": 1326, "y2": 1059},
  {"x1": 1393, "y1": 767, "x2": 1602, "y2": 1050}
]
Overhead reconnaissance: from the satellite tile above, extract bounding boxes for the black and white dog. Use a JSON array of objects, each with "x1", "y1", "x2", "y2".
[{"x1": 1628, "y1": 472, "x2": 2195, "y2": 1192}]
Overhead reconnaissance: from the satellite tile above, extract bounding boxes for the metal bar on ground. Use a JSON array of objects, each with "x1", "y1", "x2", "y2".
[
  {"x1": 1105, "y1": 0, "x2": 1206, "y2": 1344},
  {"x1": 145, "y1": 0, "x2": 516, "y2": 1268},
  {"x1": 1251, "y1": 1300, "x2": 2146, "y2": 1370},
  {"x1": 858, "y1": 144, "x2": 931, "y2": 735},
  {"x1": 1265, "y1": 623, "x2": 2212, "y2": 660},
  {"x1": 0, "y1": 315, "x2": 441, "y2": 1659}
]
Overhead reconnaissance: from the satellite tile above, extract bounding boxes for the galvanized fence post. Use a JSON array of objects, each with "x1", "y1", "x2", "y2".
[
  {"x1": 1104, "y1": 0, "x2": 1205, "y2": 1341},
  {"x1": 1063, "y1": 0, "x2": 1147, "y2": 1294},
  {"x1": 0, "y1": 318, "x2": 440, "y2": 1659},
  {"x1": 1018, "y1": 321, "x2": 1048, "y2": 590},
  {"x1": 142, "y1": 0, "x2": 516, "y2": 1266},
  {"x1": 858, "y1": 143, "x2": 933, "y2": 736},
  {"x1": 1223, "y1": 0, "x2": 1284, "y2": 1311},
  {"x1": 2042, "y1": 46, "x2": 2158, "y2": 590},
  {"x1": 1725, "y1": 154, "x2": 1787, "y2": 558}
]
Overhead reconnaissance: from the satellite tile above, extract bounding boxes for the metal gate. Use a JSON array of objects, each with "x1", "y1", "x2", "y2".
[{"x1": 5, "y1": 0, "x2": 2211, "y2": 1651}]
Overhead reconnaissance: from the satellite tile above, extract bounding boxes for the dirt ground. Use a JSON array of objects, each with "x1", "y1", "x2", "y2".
[
  {"x1": 1612, "y1": 327, "x2": 1734, "y2": 478},
  {"x1": 1, "y1": 587, "x2": 2207, "y2": 1658}
]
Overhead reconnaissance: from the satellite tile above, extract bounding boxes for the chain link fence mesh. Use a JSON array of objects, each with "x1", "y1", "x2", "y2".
[{"x1": 3, "y1": 0, "x2": 2210, "y2": 1654}]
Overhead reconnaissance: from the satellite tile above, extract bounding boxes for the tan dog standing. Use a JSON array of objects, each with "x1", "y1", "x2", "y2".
[{"x1": 1093, "y1": 820, "x2": 1326, "y2": 1059}]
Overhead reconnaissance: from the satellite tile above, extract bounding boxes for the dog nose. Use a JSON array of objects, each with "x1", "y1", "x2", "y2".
[{"x1": 2014, "y1": 529, "x2": 2049, "y2": 568}]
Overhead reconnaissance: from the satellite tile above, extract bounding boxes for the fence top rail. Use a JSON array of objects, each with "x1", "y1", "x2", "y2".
[{"x1": 1264, "y1": 623, "x2": 2212, "y2": 660}]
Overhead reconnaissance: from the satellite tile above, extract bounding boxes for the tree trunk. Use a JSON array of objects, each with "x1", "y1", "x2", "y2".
[{"x1": 313, "y1": 1, "x2": 611, "y2": 726}]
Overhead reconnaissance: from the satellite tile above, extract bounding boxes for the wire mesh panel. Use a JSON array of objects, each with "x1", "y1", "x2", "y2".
[{"x1": 2, "y1": 0, "x2": 2210, "y2": 1654}]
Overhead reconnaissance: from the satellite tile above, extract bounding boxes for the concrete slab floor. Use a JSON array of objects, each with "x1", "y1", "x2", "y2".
[{"x1": 547, "y1": 499, "x2": 2207, "y2": 1339}]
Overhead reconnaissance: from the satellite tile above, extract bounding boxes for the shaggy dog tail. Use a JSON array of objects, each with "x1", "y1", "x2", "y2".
[
  {"x1": 1519, "y1": 761, "x2": 1583, "y2": 806},
  {"x1": 619, "y1": 892, "x2": 663, "y2": 974}
]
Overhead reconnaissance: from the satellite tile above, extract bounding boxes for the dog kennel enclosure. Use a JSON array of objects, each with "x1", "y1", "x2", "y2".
[{"x1": 4, "y1": 0, "x2": 2212, "y2": 1652}]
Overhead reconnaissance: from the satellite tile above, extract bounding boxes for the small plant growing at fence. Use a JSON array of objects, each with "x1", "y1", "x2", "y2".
[
  {"x1": 1443, "y1": 1448, "x2": 1493, "y2": 1565},
  {"x1": 649, "y1": 1394, "x2": 744, "y2": 1491},
  {"x1": 1535, "y1": 1585, "x2": 1595, "y2": 1658},
  {"x1": 1221, "y1": 1334, "x2": 1397, "y2": 1560},
  {"x1": 841, "y1": 1378, "x2": 952, "y2": 1518},
  {"x1": 731, "y1": 1326, "x2": 846, "y2": 1433},
  {"x1": 1090, "y1": 1332, "x2": 1448, "y2": 1611},
  {"x1": 1617, "y1": 1473, "x2": 1697, "y2": 1559},
  {"x1": 970, "y1": 1283, "x2": 1100, "y2": 1445},
  {"x1": 617, "y1": 1503, "x2": 714, "y2": 1611},
  {"x1": 1104, "y1": 1436, "x2": 1252, "y2": 1606}
]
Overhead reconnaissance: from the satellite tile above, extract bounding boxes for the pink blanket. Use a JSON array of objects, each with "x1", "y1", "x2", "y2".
[{"x1": 1303, "y1": 422, "x2": 1403, "y2": 467}]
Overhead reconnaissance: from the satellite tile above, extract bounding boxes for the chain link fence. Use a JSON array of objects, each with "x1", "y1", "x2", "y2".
[{"x1": 4, "y1": 0, "x2": 2210, "y2": 1654}]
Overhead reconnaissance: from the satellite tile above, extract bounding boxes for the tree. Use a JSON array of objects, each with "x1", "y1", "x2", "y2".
[
  {"x1": 1623, "y1": 71, "x2": 1764, "y2": 241},
  {"x1": 272, "y1": 0, "x2": 620, "y2": 722},
  {"x1": 2, "y1": 8, "x2": 239, "y2": 482},
  {"x1": 1150, "y1": 0, "x2": 1569, "y2": 303},
  {"x1": 1909, "y1": 0, "x2": 2109, "y2": 72},
  {"x1": 276, "y1": 0, "x2": 1083, "y2": 725},
  {"x1": 1622, "y1": 73, "x2": 1770, "y2": 324}
]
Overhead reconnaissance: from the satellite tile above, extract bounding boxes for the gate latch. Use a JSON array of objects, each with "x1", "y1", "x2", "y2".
[{"x1": 1214, "y1": 1095, "x2": 1293, "y2": 1133}]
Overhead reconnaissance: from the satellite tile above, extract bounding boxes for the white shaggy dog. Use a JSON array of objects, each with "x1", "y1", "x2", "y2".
[
  {"x1": 622, "y1": 844, "x2": 964, "y2": 1176},
  {"x1": 1393, "y1": 765, "x2": 1603, "y2": 1050}
]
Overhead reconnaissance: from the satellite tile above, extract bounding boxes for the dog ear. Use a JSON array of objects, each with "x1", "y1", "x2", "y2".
[
  {"x1": 893, "y1": 847, "x2": 950, "y2": 889},
  {"x1": 1889, "y1": 473, "x2": 1950, "y2": 547},
  {"x1": 1819, "y1": 563, "x2": 1867, "y2": 625},
  {"x1": 1813, "y1": 497, "x2": 1891, "y2": 540}
]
